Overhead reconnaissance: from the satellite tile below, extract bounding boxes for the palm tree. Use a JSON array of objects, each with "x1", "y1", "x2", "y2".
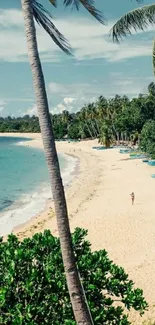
[
  {"x1": 87, "y1": 103, "x2": 99, "y2": 137},
  {"x1": 148, "y1": 81, "x2": 155, "y2": 96},
  {"x1": 21, "y1": 0, "x2": 104, "y2": 324},
  {"x1": 98, "y1": 121, "x2": 114, "y2": 148},
  {"x1": 79, "y1": 107, "x2": 94, "y2": 138},
  {"x1": 110, "y1": 3, "x2": 155, "y2": 74}
]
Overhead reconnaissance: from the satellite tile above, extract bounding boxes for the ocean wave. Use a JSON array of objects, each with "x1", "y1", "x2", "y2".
[
  {"x1": 0, "y1": 199, "x2": 14, "y2": 211},
  {"x1": 0, "y1": 153, "x2": 78, "y2": 236}
]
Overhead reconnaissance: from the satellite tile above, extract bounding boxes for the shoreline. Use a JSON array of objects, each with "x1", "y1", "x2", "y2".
[
  {"x1": 0, "y1": 134, "x2": 79, "y2": 237},
  {"x1": 1, "y1": 133, "x2": 155, "y2": 323},
  {"x1": 0, "y1": 134, "x2": 101, "y2": 242},
  {"x1": 0, "y1": 133, "x2": 82, "y2": 239},
  {"x1": 13, "y1": 151, "x2": 80, "y2": 238}
]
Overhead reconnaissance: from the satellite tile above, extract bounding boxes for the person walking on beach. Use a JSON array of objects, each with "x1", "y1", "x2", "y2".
[{"x1": 130, "y1": 192, "x2": 135, "y2": 205}]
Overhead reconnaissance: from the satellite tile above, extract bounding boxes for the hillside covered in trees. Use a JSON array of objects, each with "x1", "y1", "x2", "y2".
[{"x1": 1, "y1": 82, "x2": 155, "y2": 155}]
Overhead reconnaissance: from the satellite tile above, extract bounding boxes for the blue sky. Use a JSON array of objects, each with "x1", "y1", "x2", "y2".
[{"x1": 0, "y1": 0, "x2": 154, "y2": 117}]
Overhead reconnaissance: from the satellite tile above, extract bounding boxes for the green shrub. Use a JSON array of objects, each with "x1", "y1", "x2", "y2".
[
  {"x1": 0, "y1": 228, "x2": 148, "y2": 324},
  {"x1": 140, "y1": 120, "x2": 155, "y2": 158}
]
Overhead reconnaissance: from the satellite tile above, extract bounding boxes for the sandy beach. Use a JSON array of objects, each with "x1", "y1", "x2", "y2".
[{"x1": 1, "y1": 132, "x2": 155, "y2": 324}]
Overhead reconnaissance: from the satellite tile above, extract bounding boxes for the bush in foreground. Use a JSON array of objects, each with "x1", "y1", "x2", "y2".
[{"x1": 0, "y1": 228, "x2": 148, "y2": 324}]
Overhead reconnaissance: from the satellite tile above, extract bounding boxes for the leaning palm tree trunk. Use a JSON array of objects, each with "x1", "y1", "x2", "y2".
[
  {"x1": 85, "y1": 121, "x2": 94, "y2": 139},
  {"x1": 21, "y1": 0, "x2": 93, "y2": 324},
  {"x1": 153, "y1": 37, "x2": 155, "y2": 76}
]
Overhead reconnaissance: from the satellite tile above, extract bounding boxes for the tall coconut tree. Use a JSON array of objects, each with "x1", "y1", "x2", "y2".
[
  {"x1": 79, "y1": 107, "x2": 94, "y2": 138},
  {"x1": 148, "y1": 81, "x2": 155, "y2": 95},
  {"x1": 21, "y1": 0, "x2": 104, "y2": 324},
  {"x1": 87, "y1": 103, "x2": 99, "y2": 137},
  {"x1": 98, "y1": 121, "x2": 114, "y2": 148},
  {"x1": 110, "y1": 3, "x2": 155, "y2": 75}
]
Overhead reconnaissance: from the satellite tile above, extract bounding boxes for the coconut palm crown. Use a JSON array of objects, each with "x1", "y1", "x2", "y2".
[
  {"x1": 31, "y1": 0, "x2": 105, "y2": 55},
  {"x1": 110, "y1": 2, "x2": 155, "y2": 75}
]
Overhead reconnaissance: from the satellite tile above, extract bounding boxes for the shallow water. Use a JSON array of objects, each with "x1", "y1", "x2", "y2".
[{"x1": 0, "y1": 137, "x2": 77, "y2": 235}]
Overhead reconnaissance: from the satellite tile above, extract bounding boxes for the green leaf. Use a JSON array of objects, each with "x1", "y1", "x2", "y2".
[{"x1": 0, "y1": 229, "x2": 147, "y2": 324}]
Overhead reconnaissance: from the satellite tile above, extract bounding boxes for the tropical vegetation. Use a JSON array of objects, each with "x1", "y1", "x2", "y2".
[
  {"x1": 140, "y1": 120, "x2": 155, "y2": 158},
  {"x1": 109, "y1": 3, "x2": 155, "y2": 159},
  {"x1": 110, "y1": 2, "x2": 155, "y2": 75},
  {"x1": 2, "y1": 82, "x2": 155, "y2": 155},
  {"x1": 0, "y1": 228, "x2": 148, "y2": 325}
]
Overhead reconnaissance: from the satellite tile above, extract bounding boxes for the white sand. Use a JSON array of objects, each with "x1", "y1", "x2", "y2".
[{"x1": 1, "y1": 132, "x2": 155, "y2": 324}]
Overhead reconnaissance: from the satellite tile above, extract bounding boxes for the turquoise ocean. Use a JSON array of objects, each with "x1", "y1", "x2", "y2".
[{"x1": 0, "y1": 137, "x2": 77, "y2": 236}]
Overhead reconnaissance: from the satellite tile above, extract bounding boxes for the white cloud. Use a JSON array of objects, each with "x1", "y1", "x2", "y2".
[
  {"x1": 63, "y1": 97, "x2": 76, "y2": 104},
  {"x1": 0, "y1": 99, "x2": 6, "y2": 106},
  {"x1": 51, "y1": 95, "x2": 86, "y2": 115},
  {"x1": 0, "y1": 98, "x2": 34, "y2": 117},
  {"x1": 48, "y1": 82, "x2": 99, "y2": 97},
  {"x1": 0, "y1": 99, "x2": 7, "y2": 116},
  {"x1": 0, "y1": 106, "x2": 4, "y2": 115},
  {"x1": 0, "y1": 8, "x2": 154, "y2": 63},
  {"x1": 48, "y1": 82, "x2": 68, "y2": 94},
  {"x1": 57, "y1": 103, "x2": 66, "y2": 110},
  {"x1": 23, "y1": 104, "x2": 37, "y2": 116},
  {"x1": 19, "y1": 73, "x2": 153, "y2": 117},
  {"x1": 0, "y1": 9, "x2": 23, "y2": 27},
  {"x1": 49, "y1": 75, "x2": 153, "y2": 107},
  {"x1": 113, "y1": 76, "x2": 152, "y2": 95}
]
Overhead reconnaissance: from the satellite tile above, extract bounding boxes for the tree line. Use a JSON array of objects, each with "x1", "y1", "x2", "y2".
[{"x1": 1, "y1": 82, "x2": 155, "y2": 156}]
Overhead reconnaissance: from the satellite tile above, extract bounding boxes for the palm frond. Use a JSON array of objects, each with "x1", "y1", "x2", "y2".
[
  {"x1": 153, "y1": 38, "x2": 155, "y2": 77},
  {"x1": 48, "y1": 0, "x2": 57, "y2": 7},
  {"x1": 63, "y1": 0, "x2": 80, "y2": 10},
  {"x1": 110, "y1": 4, "x2": 155, "y2": 42},
  {"x1": 63, "y1": 0, "x2": 105, "y2": 24},
  {"x1": 32, "y1": 0, "x2": 73, "y2": 55}
]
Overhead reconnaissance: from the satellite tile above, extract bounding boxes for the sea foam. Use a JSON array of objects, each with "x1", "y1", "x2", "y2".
[{"x1": 0, "y1": 153, "x2": 78, "y2": 236}]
